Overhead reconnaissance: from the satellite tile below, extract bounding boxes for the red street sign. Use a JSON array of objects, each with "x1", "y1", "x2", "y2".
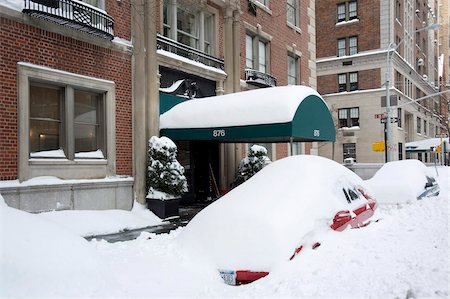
[{"x1": 374, "y1": 113, "x2": 387, "y2": 119}]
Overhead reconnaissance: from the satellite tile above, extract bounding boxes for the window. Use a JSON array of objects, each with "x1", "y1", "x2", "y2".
[
  {"x1": 163, "y1": 0, "x2": 215, "y2": 54},
  {"x1": 338, "y1": 107, "x2": 359, "y2": 128},
  {"x1": 343, "y1": 143, "x2": 356, "y2": 160},
  {"x1": 246, "y1": 33, "x2": 269, "y2": 73},
  {"x1": 29, "y1": 85, "x2": 105, "y2": 159},
  {"x1": 338, "y1": 72, "x2": 358, "y2": 92},
  {"x1": 287, "y1": 0, "x2": 299, "y2": 27},
  {"x1": 423, "y1": 120, "x2": 427, "y2": 135},
  {"x1": 337, "y1": 1, "x2": 358, "y2": 22},
  {"x1": 337, "y1": 36, "x2": 358, "y2": 56},
  {"x1": 288, "y1": 53, "x2": 300, "y2": 85},
  {"x1": 256, "y1": 0, "x2": 269, "y2": 7},
  {"x1": 417, "y1": 117, "x2": 421, "y2": 133},
  {"x1": 18, "y1": 63, "x2": 115, "y2": 181},
  {"x1": 398, "y1": 143, "x2": 403, "y2": 160},
  {"x1": 397, "y1": 108, "x2": 402, "y2": 128}
]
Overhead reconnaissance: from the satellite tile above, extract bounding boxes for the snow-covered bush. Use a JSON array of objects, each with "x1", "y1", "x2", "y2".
[
  {"x1": 147, "y1": 136, "x2": 188, "y2": 200},
  {"x1": 233, "y1": 144, "x2": 271, "y2": 187}
]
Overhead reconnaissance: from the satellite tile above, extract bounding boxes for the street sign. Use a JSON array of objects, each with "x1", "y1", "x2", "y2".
[
  {"x1": 372, "y1": 141, "x2": 385, "y2": 152},
  {"x1": 374, "y1": 113, "x2": 387, "y2": 119},
  {"x1": 380, "y1": 117, "x2": 398, "y2": 124},
  {"x1": 435, "y1": 133, "x2": 449, "y2": 138}
]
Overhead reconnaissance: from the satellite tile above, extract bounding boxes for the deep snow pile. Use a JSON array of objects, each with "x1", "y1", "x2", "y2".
[{"x1": 0, "y1": 166, "x2": 448, "y2": 298}]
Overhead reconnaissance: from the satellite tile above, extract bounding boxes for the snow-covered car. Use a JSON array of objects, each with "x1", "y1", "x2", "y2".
[
  {"x1": 177, "y1": 155, "x2": 377, "y2": 285},
  {"x1": 365, "y1": 159, "x2": 440, "y2": 205}
]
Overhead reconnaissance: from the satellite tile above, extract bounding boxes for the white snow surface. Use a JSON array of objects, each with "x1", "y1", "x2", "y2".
[
  {"x1": 1, "y1": 165, "x2": 448, "y2": 298},
  {"x1": 29, "y1": 149, "x2": 66, "y2": 158},
  {"x1": 405, "y1": 137, "x2": 449, "y2": 152},
  {"x1": 160, "y1": 85, "x2": 324, "y2": 129}
]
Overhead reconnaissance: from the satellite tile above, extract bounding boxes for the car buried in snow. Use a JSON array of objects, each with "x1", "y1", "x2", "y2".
[
  {"x1": 365, "y1": 159, "x2": 440, "y2": 205},
  {"x1": 177, "y1": 155, "x2": 377, "y2": 286}
]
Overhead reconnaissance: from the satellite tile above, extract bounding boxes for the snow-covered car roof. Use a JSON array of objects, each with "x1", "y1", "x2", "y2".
[
  {"x1": 365, "y1": 159, "x2": 439, "y2": 204},
  {"x1": 177, "y1": 155, "x2": 374, "y2": 271}
]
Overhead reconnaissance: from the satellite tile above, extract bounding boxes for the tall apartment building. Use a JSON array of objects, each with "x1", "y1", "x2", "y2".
[
  {"x1": 316, "y1": 0, "x2": 448, "y2": 163},
  {"x1": 0, "y1": 0, "x2": 134, "y2": 211},
  {"x1": 438, "y1": 0, "x2": 449, "y2": 128}
]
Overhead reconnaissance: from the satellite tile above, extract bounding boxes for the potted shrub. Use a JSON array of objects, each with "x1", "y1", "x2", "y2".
[
  {"x1": 146, "y1": 136, "x2": 188, "y2": 219},
  {"x1": 232, "y1": 144, "x2": 271, "y2": 188}
]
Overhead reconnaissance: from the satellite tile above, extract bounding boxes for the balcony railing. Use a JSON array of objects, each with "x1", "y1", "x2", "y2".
[
  {"x1": 23, "y1": 0, "x2": 114, "y2": 40},
  {"x1": 245, "y1": 69, "x2": 277, "y2": 87},
  {"x1": 157, "y1": 34, "x2": 225, "y2": 70}
]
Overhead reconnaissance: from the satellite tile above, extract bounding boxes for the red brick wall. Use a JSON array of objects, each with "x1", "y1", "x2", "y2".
[
  {"x1": 107, "y1": 0, "x2": 131, "y2": 40},
  {"x1": 318, "y1": 69, "x2": 381, "y2": 94},
  {"x1": 240, "y1": 0, "x2": 312, "y2": 86},
  {"x1": 0, "y1": 17, "x2": 132, "y2": 180},
  {"x1": 316, "y1": 0, "x2": 380, "y2": 58}
]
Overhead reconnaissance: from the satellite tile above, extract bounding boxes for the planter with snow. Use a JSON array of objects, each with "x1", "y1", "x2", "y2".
[{"x1": 146, "y1": 136, "x2": 187, "y2": 219}]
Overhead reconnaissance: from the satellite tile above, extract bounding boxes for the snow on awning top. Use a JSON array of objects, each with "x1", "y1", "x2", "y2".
[
  {"x1": 159, "y1": 85, "x2": 336, "y2": 143},
  {"x1": 405, "y1": 138, "x2": 449, "y2": 153}
]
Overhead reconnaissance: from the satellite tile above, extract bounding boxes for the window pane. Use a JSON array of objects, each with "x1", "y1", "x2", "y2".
[
  {"x1": 349, "y1": 72, "x2": 358, "y2": 83},
  {"x1": 349, "y1": 1, "x2": 357, "y2": 19},
  {"x1": 246, "y1": 34, "x2": 253, "y2": 69},
  {"x1": 177, "y1": 7, "x2": 198, "y2": 48},
  {"x1": 258, "y1": 41, "x2": 266, "y2": 72},
  {"x1": 29, "y1": 85, "x2": 62, "y2": 153},
  {"x1": 287, "y1": 0, "x2": 297, "y2": 25},
  {"x1": 288, "y1": 55, "x2": 297, "y2": 85},
  {"x1": 74, "y1": 90, "x2": 101, "y2": 153},
  {"x1": 338, "y1": 109, "x2": 347, "y2": 119},
  {"x1": 204, "y1": 13, "x2": 213, "y2": 54},
  {"x1": 349, "y1": 36, "x2": 357, "y2": 55},
  {"x1": 343, "y1": 143, "x2": 356, "y2": 160},
  {"x1": 338, "y1": 74, "x2": 347, "y2": 84},
  {"x1": 337, "y1": 3, "x2": 346, "y2": 21},
  {"x1": 350, "y1": 107, "x2": 359, "y2": 118},
  {"x1": 338, "y1": 38, "x2": 346, "y2": 56}
]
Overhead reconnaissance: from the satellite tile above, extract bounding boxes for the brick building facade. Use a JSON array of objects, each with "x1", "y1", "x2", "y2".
[{"x1": 316, "y1": 0, "x2": 448, "y2": 164}]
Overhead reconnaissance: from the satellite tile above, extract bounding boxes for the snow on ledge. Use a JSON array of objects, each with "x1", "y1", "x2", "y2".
[
  {"x1": 157, "y1": 49, "x2": 227, "y2": 76},
  {"x1": 0, "y1": 176, "x2": 134, "y2": 189},
  {"x1": 30, "y1": 149, "x2": 66, "y2": 159},
  {"x1": 75, "y1": 150, "x2": 104, "y2": 159}
]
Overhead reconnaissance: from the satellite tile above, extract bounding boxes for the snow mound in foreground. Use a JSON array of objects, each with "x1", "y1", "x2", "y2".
[{"x1": 0, "y1": 194, "x2": 123, "y2": 297}]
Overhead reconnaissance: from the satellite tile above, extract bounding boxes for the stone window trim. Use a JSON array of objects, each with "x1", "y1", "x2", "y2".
[
  {"x1": 249, "y1": 0, "x2": 273, "y2": 15},
  {"x1": 17, "y1": 62, "x2": 116, "y2": 182}
]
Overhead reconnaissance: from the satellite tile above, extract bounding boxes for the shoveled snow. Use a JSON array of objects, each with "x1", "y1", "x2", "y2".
[
  {"x1": 160, "y1": 85, "x2": 325, "y2": 129},
  {"x1": 0, "y1": 175, "x2": 133, "y2": 188},
  {"x1": 0, "y1": 164, "x2": 448, "y2": 298}
]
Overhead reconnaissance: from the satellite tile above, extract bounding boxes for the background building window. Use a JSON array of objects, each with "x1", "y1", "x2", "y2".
[
  {"x1": 397, "y1": 107, "x2": 402, "y2": 127},
  {"x1": 337, "y1": 36, "x2": 358, "y2": 56},
  {"x1": 288, "y1": 53, "x2": 299, "y2": 85},
  {"x1": 337, "y1": 1, "x2": 357, "y2": 22},
  {"x1": 423, "y1": 120, "x2": 427, "y2": 135},
  {"x1": 81, "y1": 0, "x2": 105, "y2": 10},
  {"x1": 287, "y1": 0, "x2": 298, "y2": 27},
  {"x1": 246, "y1": 33, "x2": 269, "y2": 73},
  {"x1": 256, "y1": 0, "x2": 269, "y2": 7},
  {"x1": 338, "y1": 107, "x2": 359, "y2": 128},
  {"x1": 343, "y1": 143, "x2": 356, "y2": 160},
  {"x1": 338, "y1": 72, "x2": 358, "y2": 92},
  {"x1": 398, "y1": 142, "x2": 403, "y2": 160}
]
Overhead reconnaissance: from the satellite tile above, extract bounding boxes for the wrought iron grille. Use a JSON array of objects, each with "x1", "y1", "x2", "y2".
[
  {"x1": 245, "y1": 69, "x2": 277, "y2": 87},
  {"x1": 157, "y1": 34, "x2": 225, "y2": 70},
  {"x1": 23, "y1": 0, "x2": 114, "y2": 40}
]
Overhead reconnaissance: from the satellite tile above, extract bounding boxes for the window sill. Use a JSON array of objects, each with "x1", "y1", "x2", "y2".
[
  {"x1": 249, "y1": 0, "x2": 272, "y2": 15},
  {"x1": 29, "y1": 159, "x2": 108, "y2": 165},
  {"x1": 335, "y1": 19, "x2": 359, "y2": 27},
  {"x1": 287, "y1": 22, "x2": 302, "y2": 34}
]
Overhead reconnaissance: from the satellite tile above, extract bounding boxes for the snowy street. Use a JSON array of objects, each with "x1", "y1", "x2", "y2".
[{"x1": 1, "y1": 166, "x2": 449, "y2": 298}]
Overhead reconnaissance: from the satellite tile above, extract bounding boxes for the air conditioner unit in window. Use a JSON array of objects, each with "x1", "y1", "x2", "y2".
[{"x1": 417, "y1": 58, "x2": 424, "y2": 66}]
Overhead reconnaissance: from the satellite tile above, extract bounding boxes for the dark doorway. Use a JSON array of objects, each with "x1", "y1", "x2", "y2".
[{"x1": 177, "y1": 141, "x2": 220, "y2": 206}]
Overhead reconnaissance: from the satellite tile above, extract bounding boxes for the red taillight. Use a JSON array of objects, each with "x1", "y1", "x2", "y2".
[{"x1": 236, "y1": 271, "x2": 269, "y2": 284}]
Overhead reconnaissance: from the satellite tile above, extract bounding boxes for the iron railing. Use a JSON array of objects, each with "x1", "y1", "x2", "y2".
[
  {"x1": 23, "y1": 0, "x2": 114, "y2": 40},
  {"x1": 245, "y1": 69, "x2": 277, "y2": 87},
  {"x1": 157, "y1": 34, "x2": 225, "y2": 70}
]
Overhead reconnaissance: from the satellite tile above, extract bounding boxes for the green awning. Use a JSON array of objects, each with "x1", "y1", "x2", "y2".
[{"x1": 159, "y1": 86, "x2": 336, "y2": 143}]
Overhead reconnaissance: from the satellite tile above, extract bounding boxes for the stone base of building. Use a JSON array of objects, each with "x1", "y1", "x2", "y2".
[{"x1": 0, "y1": 178, "x2": 134, "y2": 213}]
